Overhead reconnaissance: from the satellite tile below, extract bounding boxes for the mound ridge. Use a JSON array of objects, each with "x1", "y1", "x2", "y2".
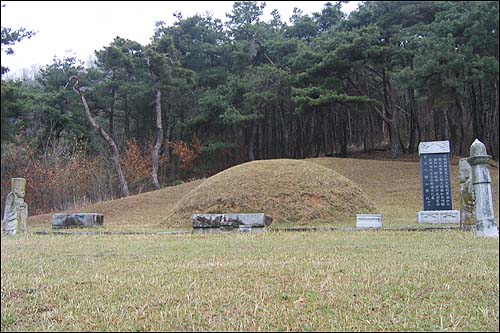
[{"x1": 163, "y1": 159, "x2": 377, "y2": 227}]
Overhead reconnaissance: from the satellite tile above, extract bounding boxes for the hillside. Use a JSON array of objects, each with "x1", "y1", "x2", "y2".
[
  {"x1": 28, "y1": 179, "x2": 204, "y2": 231},
  {"x1": 163, "y1": 159, "x2": 376, "y2": 227},
  {"x1": 28, "y1": 156, "x2": 500, "y2": 231}
]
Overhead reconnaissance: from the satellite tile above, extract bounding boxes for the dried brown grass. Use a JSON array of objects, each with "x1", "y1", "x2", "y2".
[
  {"x1": 1, "y1": 231, "x2": 498, "y2": 332},
  {"x1": 28, "y1": 180, "x2": 204, "y2": 230},
  {"x1": 26, "y1": 155, "x2": 498, "y2": 231},
  {"x1": 309, "y1": 156, "x2": 499, "y2": 227},
  {"x1": 162, "y1": 159, "x2": 376, "y2": 227}
]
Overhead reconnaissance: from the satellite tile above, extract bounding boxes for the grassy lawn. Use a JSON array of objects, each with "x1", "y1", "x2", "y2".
[
  {"x1": 1, "y1": 230, "x2": 498, "y2": 332},
  {"x1": 3, "y1": 156, "x2": 499, "y2": 331}
]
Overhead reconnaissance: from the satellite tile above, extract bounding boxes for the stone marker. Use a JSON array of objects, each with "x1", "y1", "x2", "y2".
[
  {"x1": 52, "y1": 213, "x2": 104, "y2": 229},
  {"x1": 467, "y1": 139, "x2": 499, "y2": 238},
  {"x1": 356, "y1": 214, "x2": 382, "y2": 229},
  {"x1": 2, "y1": 178, "x2": 28, "y2": 236},
  {"x1": 417, "y1": 141, "x2": 460, "y2": 224},
  {"x1": 416, "y1": 210, "x2": 461, "y2": 224},
  {"x1": 192, "y1": 213, "x2": 272, "y2": 233},
  {"x1": 459, "y1": 158, "x2": 475, "y2": 231}
]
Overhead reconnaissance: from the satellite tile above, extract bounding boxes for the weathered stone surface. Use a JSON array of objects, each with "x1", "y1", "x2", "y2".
[
  {"x1": 459, "y1": 158, "x2": 475, "y2": 230},
  {"x1": 417, "y1": 210, "x2": 460, "y2": 224},
  {"x1": 238, "y1": 225, "x2": 265, "y2": 233},
  {"x1": 356, "y1": 214, "x2": 383, "y2": 228},
  {"x1": 470, "y1": 138, "x2": 488, "y2": 156},
  {"x1": 52, "y1": 213, "x2": 104, "y2": 229},
  {"x1": 2, "y1": 178, "x2": 28, "y2": 236},
  {"x1": 192, "y1": 227, "x2": 229, "y2": 234},
  {"x1": 192, "y1": 226, "x2": 266, "y2": 234},
  {"x1": 418, "y1": 141, "x2": 453, "y2": 211},
  {"x1": 417, "y1": 140, "x2": 458, "y2": 225},
  {"x1": 192, "y1": 213, "x2": 272, "y2": 228},
  {"x1": 418, "y1": 141, "x2": 450, "y2": 155},
  {"x1": 467, "y1": 139, "x2": 499, "y2": 238}
]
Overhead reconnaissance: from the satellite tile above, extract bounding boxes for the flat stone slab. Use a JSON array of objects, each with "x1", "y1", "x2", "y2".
[
  {"x1": 417, "y1": 210, "x2": 460, "y2": 224},
  {"x1": 192, "y1": 213, "x2": 273, "y2": 228},
  {"x1": 52, "y1": 213, "x2": 104, "y2": 229},
  {"x1": 356, "y1": 214, "x2": 383, "y2": 229}
]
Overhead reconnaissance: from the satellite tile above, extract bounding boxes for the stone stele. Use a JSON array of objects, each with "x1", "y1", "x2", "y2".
[{"x1": 417, "y1": 141, "x2": 460, "y2": 224}]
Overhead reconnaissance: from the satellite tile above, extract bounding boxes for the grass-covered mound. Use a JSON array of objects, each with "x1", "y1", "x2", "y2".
[{"x1": 163, "y1": 159, "x2": 377, "y2": 227}]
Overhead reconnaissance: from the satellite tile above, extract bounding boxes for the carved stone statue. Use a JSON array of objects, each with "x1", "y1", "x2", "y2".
[
  {"x1": 2, "y1": 178, "x2": 28, "y2": 236},
  {"x1": 459, "y1": 158, "x2": 475, "y2": 231}
]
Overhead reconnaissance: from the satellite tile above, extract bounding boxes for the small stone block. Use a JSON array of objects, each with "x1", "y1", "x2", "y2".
[
  {"x1": 356, "y1": 214, "x2": 383, "y2": 228},
  {"x1": 238, "y1": 225, "x2": 266, "y2": 233},
  {"x1": 248, "y1": 227, "x2": 265, "y2": 233},
  {"x1": 239, "y1": 225, "x2": 253, "y2": 233},
  {"x1": 417, "y1": 210, "x2": 460, "y2": 224},
  {"x1": 52, "y1": 213, "x2": 104, "y2": 229}
]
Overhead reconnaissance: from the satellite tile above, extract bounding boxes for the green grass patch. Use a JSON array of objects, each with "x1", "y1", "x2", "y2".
[{"x1": 2, "y1": 231, "x2": 498, "y2": 331}]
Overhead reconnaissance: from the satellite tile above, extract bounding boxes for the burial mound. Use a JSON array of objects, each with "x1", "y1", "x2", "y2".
[{"x1": 163, "y1": 159, "x2": 376, "y2": 227}]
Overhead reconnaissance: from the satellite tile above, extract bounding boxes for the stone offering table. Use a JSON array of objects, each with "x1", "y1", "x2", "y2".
[
  {"x1": 192, "y1": 213, "x2": 272, "y2": 233},
  {"x1": 52, "y1": 213, "x2": 104, "y2": 229},
  {"x1": 356, "y1": 214, "x2": 383, "y2": 229}
]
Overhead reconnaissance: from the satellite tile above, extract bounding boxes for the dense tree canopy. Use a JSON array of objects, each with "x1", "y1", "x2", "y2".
[{"x1": 1, "y1": 1, "x2": 498, "y2": 213}]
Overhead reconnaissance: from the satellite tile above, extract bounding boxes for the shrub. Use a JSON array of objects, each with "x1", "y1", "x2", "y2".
[{"x1": 169, "y1": 136, "x2": 201, "y2": 172}]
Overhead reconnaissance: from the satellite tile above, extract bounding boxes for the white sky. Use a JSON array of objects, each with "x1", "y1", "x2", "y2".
[{"x1": 1, "y1": 1, "x2": 360, "y2": 78}]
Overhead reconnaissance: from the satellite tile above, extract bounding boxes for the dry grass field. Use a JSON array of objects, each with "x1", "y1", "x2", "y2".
[
  {"x1": 26, "y1": 179, "x2": 204, "y2": 232},
  {"x1": 26, "y1": 155, "x2": 500, "y2": 230},
  {"x1": 2, "y1": 155, "x2": 499, "y2": 331},
  {"x1": 309, "y1": 156, "x2": 499, "y2": 228},
  {"x1": 164, "y1": 159, "x2": 376, "y2": 227},
  {"x1": 2, "y1": 231, "x2": 498, "y2": 331}
]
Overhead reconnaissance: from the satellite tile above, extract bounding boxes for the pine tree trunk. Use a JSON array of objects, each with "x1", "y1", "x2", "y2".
[
  {"x1": 470, "y1": 81, "x2": 482, "y2": 140},
  {"x1": 278, "y1": 104, "x2": 289, "y2": 157},
  {"x1": 164, "y1": 101, "x2": 173, "y2": 160},
  {"x1": 493, "y1": 79, "x2": 499, "y2": 159},
  {"x1": 151, "y1": 89, "x2": 163, "y2": 190},
  {"x1": 248, "y1": 121, "x2": 257, "y2": 161},
  {"x1": 110, "y1": 87, "x2": 116, "y2": 142},
  {"x1": 408, "y1": 87, "x2": 417, "y2": 154},
  {"x1": 387, "y1": 80, "x2": 399, "y2": 159},
  {"x1": 124, "y1": 93, "x2": 130, "y2": 140},
  {"x1": 67, "y1": 77, "x2": 129, "y2": 198}
]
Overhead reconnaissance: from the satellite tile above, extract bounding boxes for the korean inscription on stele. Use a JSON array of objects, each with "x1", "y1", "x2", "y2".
[{"x1": 421, "y1": 153, "x2": 452, "y2": 210}]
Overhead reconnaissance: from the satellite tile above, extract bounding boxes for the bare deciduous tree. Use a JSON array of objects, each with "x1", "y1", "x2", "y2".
[{"x1": 65, "y1": 76, "x2": 129, "y2": 197}]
